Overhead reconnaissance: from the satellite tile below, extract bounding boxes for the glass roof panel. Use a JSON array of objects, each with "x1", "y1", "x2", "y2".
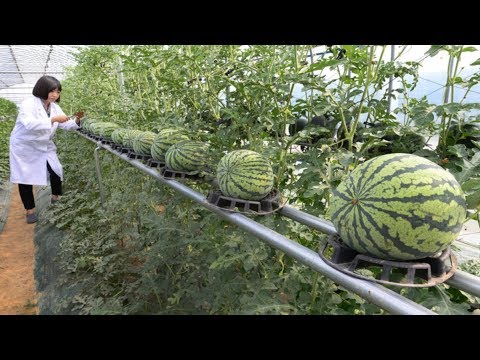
[{"x1": 0, "y1": 45, "x2": 84, "y2": 105}]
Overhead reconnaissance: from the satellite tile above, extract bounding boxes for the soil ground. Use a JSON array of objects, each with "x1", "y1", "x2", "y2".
[{"x1": 0, "y1": 184, "x2": 38, "y2": 315}]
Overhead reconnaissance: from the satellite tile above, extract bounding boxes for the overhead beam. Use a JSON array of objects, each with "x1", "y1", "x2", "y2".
[
  {"x1": 44, "y1": 45, "x2": 54, "y2": 74},
  {"x1": 0, "y1": 71, "x2": 64, "y2": 74},
  {"x1": 8, "y1": 45, "x2": 24, "y2": 84}
]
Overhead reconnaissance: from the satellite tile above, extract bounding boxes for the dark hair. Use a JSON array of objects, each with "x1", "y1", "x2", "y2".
[{"x1": 32, "y1": 75, "x2": 62, "y2": 103}]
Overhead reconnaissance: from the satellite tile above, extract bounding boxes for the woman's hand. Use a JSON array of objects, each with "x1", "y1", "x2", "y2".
[
  {"x1": 73, "y1": 111, "x2": 84, "y2": 125},
  {"x1": 51, "y1": 115, "x2": 70, "y2": 123}
]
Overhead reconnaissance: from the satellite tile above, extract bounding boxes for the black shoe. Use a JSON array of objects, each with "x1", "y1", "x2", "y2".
[{"x1": 26, "y1": 213, "x2": 38, "y2": 224}]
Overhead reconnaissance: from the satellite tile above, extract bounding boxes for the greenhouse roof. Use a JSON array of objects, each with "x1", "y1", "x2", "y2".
[{"x1": 0, "y1": 45, "x2": 84, "y2": 106}]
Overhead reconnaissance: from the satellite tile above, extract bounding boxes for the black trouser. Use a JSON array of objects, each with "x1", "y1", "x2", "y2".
[{"x1": 18, "y1": 161, "x2": 62, "y2": 210}]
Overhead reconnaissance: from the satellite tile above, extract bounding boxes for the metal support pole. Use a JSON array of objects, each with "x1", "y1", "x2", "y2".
[
  {"x1": 443, "y1": 56, "x2": 454, "y2": 104},
  {"x1": 446, "y1": 270, "x2": 480, "y2": 298},
  {"x1": 94, "y1": 144, "x2": 106, "y2": 208},
  {"x1": 280, "y1": 205, "x2": 337, "y2": 235},
  {"x1": 117, "y1": 49, "x2": 125, "y2": 95},
  {"x1": 387, "y1": 45, "x2": 395, "y2": 114}
]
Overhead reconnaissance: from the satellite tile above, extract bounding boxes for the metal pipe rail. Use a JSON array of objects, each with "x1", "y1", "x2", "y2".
[{"x1": 76, "y1": 132, "x2": 436, "y2": 315}]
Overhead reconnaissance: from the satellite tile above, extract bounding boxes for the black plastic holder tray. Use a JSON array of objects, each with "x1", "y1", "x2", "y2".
[
  {"x1": 100, "y1": 139, "x2": 114, "y2": 146},
  {"x1": 146, "y1": 158, "x2": 166, "y2": 168},
  {"x1": 318, "y1": 235, "x2": 457, "y2": 287},
  {"x1": 206, "y1": 189, "x2": 284, "y2": 215},
  {"x1": 118, "y1": 146, "x2": 131, "y2": 154},
  {"x1": 111, "y1": 144, "x2": 130, "y2": 153},
  {"x1": 127, "y1": 151, "x2": 152, "y2": 161},
  {"x1": 160, "y1": 167, "x2": 201, "y2": 180}
]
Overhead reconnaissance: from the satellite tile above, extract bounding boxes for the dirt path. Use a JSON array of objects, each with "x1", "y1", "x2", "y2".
[{"x1": 0, "y1": 184, "x2": 38, "y2": 315}]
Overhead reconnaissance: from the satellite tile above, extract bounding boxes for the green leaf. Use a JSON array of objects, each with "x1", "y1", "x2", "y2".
[
  {"x1": 425, "y1": 45, "x2": 444, "y2": 57},
  {"x1": 302, "y1": 185, "x2": 328, "y2": 198},
  {"x1": 462, "y1": 46, "x2": 478, "y2": 53},
  {"x1": 452, "y1": 151, "x2": 480, "y2": 185},
  {"x1": 448, "y1": 144, "x2": 470, "y2": 159},
  {"x1": 306, "y1": 59, "x2": 342, "y2": 72},
  {"x1": 347, "y1": 89, "x2": 363, "y2": 99},
  {"x1": 471, "y1": 58, "x2": 480, "y2": 66},
  {"x1": 412, "y1": 110, "x2": 435, "y2": 127},
  {"x1": 462, "y1": 178, "x2": 480, "y2": 209},
  {"x1": 443, "y1": 103, "x2": 462, "y2": 115}
]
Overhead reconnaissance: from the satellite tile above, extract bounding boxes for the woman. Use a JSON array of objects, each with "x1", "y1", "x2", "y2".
[{"x1": 9, "y1": 75, "x2": 81, "y2": 224}]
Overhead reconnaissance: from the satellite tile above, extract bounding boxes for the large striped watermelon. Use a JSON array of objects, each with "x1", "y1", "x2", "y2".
[
  {"x1": 330, "y1": 153, "x2": 467, "y2": 261},
  {"x1": 165, "y1": 140, "x2": 210, "y2": 172},
  {"x1": 216, "y1": 150, "x2": 274, "y2": 201}
]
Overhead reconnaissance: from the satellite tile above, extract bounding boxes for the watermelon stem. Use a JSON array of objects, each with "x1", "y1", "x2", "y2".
[
  {"x1": 309, "y1": 272, "x2": 319, "y2": 311},
  {"x1": 346, "y1": 46, "x2": 376, "y2": 152}
]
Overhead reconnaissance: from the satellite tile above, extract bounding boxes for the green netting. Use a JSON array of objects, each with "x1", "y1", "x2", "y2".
[
  {"x1": 0, "y1": 180, "x2": 12, "y2": 233},
  {"x1": 455, "y1": 220, "x2": 480, "y2": 264},
  {"x1": 33, "y1": 186, "x2": 83, "y2": 315}
]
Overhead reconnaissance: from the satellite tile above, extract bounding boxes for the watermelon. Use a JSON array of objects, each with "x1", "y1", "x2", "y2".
[
  {"x1": 122, "y1": 129, "x2": 143, "y2": 149},
  {"x1": 98, "y1": 122, "x2": 120, "y2": 140},
  {"x1": 133, "y1": 131, "x2": 156, "y2": 155},
  {"x1": 80, "y1": 118, "x2": 99, "y2": 133},
  {"x1": 165, "y1": 140, "x2": 210, "y2": 172},
  {"x1": 330, "y1": 153, "x2": 467, "y2": 261},
  {"x1": 151, "y1": 128, "x2": 190, "y2": 161},
  {"x1": 89, "y1": 122, "x2": 119, "y2": 139},
  {"x1": 216, "y1": 150, "x2": 274, "y2": 201},
  {"x1": 111, "y1": 128, "x2": 130, "y2": 145},
  {"x1": 88, "y1": 122, "x2": 106, "y2": 136}
]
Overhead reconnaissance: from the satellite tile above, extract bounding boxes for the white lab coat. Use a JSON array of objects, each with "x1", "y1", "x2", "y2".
[{"x1": 9, "y1": 96, "x2": 79, "y2": 185}]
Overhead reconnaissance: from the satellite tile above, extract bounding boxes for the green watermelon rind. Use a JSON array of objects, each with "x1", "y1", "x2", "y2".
[
  {"x1": 330, "y1": 153, "x2": 467, "y2": 261},
  {"x1": 151, "y1": 128, "x2": 190, "y2": 161},
  {"x1": 216, "y1": 149, "x2": 274, "y2": 201},
  {"x1": 132, "y1": 131, "x2": 156, "y2": 155},
  {"x1": 165, "y1": 140, "x2": 210, "y2": 172}
]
